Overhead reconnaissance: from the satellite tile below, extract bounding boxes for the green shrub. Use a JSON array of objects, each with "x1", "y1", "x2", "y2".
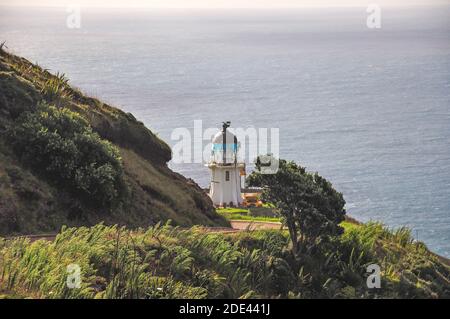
[{"x1": 7, "y1": 103, "x2": 127, "y2": 209}]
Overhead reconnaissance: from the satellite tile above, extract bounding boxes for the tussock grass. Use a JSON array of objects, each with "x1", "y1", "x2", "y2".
[
  {"x1": 40, "y1": 72, "x2": 72, "y2": 107},
  {"x1": 0, "y1": 222, "x2": 448, "y2": 299}
]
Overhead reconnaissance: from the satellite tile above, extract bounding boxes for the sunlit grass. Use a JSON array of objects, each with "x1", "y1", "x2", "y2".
[
  {"x1": 1, "y1": 222, "x2": 448, "y2": 299},
  {"x1": 216, "y1": 208, "x2": 281, "y2": 223}
]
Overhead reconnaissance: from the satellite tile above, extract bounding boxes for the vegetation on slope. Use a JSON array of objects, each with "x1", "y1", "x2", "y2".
[
  {"x1": 0, "y1": 222, "x2": 448, "y2": 299},
  {"x1": 217, "y1": 208, "x2": 281, "y2": 223},
  {"x1": 247, "y1": 158, "x2": 346, "y2": 256},
  {"x1": 7, "y1": 102, "x2": 128, "y2": 208},
  {"x1": 0, "y1": 48, "x2": 448, "y2": 299},
  {"x1": 0, "y1": 47, "x2": 228, "y2": 234}
]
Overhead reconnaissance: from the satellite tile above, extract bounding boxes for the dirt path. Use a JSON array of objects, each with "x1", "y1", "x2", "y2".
[
  {"x1": 4, "y1": 233, "x2": 58, "y2": 242},
  {"x1": 3, "y1": 220, "x2": 283, "y2": 242},
  {"x1": 230, "y1": 220, "x2": 283, "y2": 231}
]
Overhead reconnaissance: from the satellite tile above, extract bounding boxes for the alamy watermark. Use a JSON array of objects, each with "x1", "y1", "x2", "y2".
[
  {"x1": 366, "y1": 4, "x2": 382, "y2": 29},
  {"x1": 366, "y1": 264, "x2": 381, "y2": 289},
  {"x1": 66, "y1": 4, "x2": 81, "y2": 29},
  {"x1": 171, "y1": 120, "x2": 280, "y2": 174},
  {"x1": 66, "y1": 263, "x2": 81, "y2": 289}
]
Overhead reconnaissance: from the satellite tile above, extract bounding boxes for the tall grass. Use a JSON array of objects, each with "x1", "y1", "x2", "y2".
[
  {"x1": 40, "y1": 72, "x2": 72, "y2": 107},
  {"x1": 0, "y1": 222, "x2": 448, "y2": 299}
]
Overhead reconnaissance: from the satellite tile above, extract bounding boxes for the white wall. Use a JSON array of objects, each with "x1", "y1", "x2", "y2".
[{"x1": 209, "y1": 166, "x2": 242, "y2": 206}]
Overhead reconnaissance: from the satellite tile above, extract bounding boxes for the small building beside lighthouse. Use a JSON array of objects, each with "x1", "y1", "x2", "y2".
[{"x1": 206, "y1": 122, "x2": 245, "y2": 207}]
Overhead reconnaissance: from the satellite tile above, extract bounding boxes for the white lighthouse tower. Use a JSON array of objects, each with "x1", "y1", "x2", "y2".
[{"x1": 206, "y1": 122, "x2": 245, "y2": 207}]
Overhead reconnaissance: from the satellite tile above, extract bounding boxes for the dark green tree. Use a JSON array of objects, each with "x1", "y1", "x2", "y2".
[{"x1": 247, "y1": 157, "x2": 346, "y2": 256}]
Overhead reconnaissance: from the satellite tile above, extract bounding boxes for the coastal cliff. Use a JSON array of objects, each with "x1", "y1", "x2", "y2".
[
  {"x1": 0, "y1": 48, "x2": 228, "y2": 235},
  {"x1": 0, "y1": 49, "x2": 449, "y2": 299}
]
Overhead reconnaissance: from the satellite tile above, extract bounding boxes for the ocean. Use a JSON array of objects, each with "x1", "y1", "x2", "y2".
[{"x1": 1, "y1": 5, "x2": 449, "y2": 257}]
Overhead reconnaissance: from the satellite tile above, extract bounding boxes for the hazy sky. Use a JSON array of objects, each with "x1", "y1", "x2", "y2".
[{"x1": 1, "y1": 0, "x2": 448, "y2": 8}]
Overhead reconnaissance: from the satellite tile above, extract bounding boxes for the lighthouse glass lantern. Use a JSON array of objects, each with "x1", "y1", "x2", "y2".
[{"x1": 206, "y1": 122, "x2": 245, "y2": 207}]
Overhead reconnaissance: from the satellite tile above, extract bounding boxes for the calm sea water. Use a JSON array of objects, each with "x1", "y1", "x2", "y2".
[{"x1": 1, "y1": 5, "x2": 449, "y2": 256}]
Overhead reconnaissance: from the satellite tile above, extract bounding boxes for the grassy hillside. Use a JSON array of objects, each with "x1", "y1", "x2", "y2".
[
  {"x1": 0, "y1": 222, "x2": 448, "y2": 299},
  {"x1": 0, "y1": 48, "x2": 228, "y2": 235}
]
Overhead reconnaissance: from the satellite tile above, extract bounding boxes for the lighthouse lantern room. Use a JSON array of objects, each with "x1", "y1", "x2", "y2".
[{"x1": 206, "y1": 122, "x2": 245, "y2": 207}]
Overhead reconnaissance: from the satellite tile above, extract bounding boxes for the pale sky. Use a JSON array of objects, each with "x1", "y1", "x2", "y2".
[{"x1": 0, "y1": 0, "x2": 448, "y2": 8}]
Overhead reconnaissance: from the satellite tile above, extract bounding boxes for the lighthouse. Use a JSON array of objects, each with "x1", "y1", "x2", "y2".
[{"x1": 206, "y1": 122, "x2": 245, "y2": 207}]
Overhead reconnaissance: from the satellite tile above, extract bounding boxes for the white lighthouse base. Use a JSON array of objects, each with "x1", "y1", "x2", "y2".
[{"x1": 208, "y1": 164, "x2": 243, "y2": 207}]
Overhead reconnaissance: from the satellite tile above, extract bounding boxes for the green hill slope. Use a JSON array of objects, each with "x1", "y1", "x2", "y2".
[{"x1": 0, "y1": 48, "x2": 228, "y2": 235}]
